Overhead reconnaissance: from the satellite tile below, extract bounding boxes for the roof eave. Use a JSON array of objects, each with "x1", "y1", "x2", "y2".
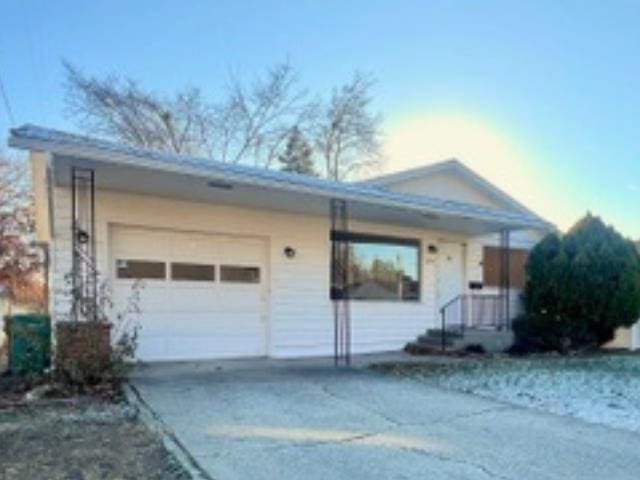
[
  {"x1": 361, "y1": 158, "x2": 550, "y2": 227},
  {"x1": 8, "y1": 129, "x2": 551, "y2": 232}
]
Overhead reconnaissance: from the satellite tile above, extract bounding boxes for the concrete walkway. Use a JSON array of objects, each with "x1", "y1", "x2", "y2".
[{"x1": 131, "y1": 355, "x2": 640, "y2": 480}]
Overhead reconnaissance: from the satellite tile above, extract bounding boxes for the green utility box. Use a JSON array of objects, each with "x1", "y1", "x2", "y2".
[{"x1": 6, "y1": 314, "x2": 51, "y2": 375}]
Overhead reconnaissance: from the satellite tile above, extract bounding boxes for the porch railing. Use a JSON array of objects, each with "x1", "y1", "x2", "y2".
[{"x1": 439, "y1": 294, "x2": 509, "y2": 350}]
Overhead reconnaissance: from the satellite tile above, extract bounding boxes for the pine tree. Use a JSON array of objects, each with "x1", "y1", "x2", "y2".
[{"x1": 278, "y1": 127, "x2": 318, "y2": 176}]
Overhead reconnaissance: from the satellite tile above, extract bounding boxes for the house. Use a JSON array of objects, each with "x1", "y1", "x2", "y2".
[{"x1": 9, "y1": 124, "x2": 559, "y2": 361}]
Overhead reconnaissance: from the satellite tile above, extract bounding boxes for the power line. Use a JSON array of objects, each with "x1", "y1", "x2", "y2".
[{"x1": 0, "y1": 67, "x2": 16, "y2": 126}]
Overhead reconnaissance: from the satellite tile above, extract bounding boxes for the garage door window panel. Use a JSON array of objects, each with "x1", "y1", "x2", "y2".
[
  {"x1": 171, "y1": 263, "x2": 215, "y2": 282},
  {"x1": 116, "y1": 260, "x2": 166, "y2": 280},
  {"x1": 220, "y1": 266, "x2": 260, "y2": 283}
]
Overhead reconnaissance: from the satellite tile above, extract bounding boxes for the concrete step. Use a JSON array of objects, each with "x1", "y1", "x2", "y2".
[
  {"x1": 407, "y1": 328, "x2": 515, "y2": 355},
  {"x1": 410, "y1": 329, "x2": 462, "y2": 350},
  {"x1": 425, "y1": 328, "x2": 463, "y2": 339},
  {"x1": 404, "y1": 342, "x2": 446, "y2": 355},
  {"x1": 416, "y1": 329, "x2": 462, "y2": 343},
  {"x1": 451, "y1": 329, "x2": 514, "y2": 353},
  {"x1": 415, "y1": 336, "x2": 453, "y2": 347},
  {"x1": 417, "y1": 334, "x2": 448, "y2": 345}
]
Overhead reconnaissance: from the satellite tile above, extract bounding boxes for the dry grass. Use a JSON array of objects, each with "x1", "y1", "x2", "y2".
[{"x1": 0, "y1": 400, "x2": 191, "y2": 480}]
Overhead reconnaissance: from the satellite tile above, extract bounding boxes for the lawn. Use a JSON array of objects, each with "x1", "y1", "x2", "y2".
[
  {"x1": 0, "y1": 399, "x2": 190, "y2": 480},
  {"x1": 375, "y1": 353, "x2": 640, "y2": 433}
]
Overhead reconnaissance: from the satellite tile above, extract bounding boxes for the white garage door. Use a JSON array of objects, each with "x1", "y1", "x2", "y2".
[{"x1": 111, "y1": 226, "x2": 267, "y2": 361}]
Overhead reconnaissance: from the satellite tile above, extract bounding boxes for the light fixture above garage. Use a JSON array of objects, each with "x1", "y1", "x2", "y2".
[
  {"x1": 283, "y1": 246, "x2": 296, "y2": 258},
  {"x1": 207, "y1": 180, "x2": 234, "y2": 190}
]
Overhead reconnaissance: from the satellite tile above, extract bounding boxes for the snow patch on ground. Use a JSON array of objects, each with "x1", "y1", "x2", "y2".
[{"x1": 411, "y1": 354, "x2": 640, "y2": 433}]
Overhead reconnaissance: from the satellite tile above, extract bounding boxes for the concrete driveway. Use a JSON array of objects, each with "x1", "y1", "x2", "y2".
[{"x1": 131, "y1": 356, "x2": 640, "y2": 480}]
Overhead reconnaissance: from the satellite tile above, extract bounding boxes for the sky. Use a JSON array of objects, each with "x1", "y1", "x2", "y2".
[{"x1": 1, "y1": 0, "x2": 639, "y2": 237}]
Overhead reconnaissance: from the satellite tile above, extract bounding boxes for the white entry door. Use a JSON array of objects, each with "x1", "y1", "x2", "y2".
[
  {"x1": 436, "y1": 242, "x2": 465, "y2": 325},
  {"x1": 110, "y1": 226, "x2": 267, "y2": 361}
]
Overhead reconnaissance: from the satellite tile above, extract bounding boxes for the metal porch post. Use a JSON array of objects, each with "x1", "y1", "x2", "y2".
[
  {"x1": 330, "y1": 199, "x2": 351, "y2": 366},
  {"x1": 499, "y1": 229, "x2": 511, "y2": 329},
  {"x1": 71, "y1": 167, "x2": 97, "y2": 322}
]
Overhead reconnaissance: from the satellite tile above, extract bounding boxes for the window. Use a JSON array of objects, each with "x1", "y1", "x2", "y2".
[
  {"x1": 171, "y1": 262, "x2": 215, "y2": 281},
  {"x1": 331, "y1": 232, "x2": 420, "y2": 301},
  {"x1": 116, "y1": 259, "x2": 166, "y2": 279},
  {"x1": 220, "y1": 265, "x2": 260, "y2": 283},
  {"x1": 482, "y1": 247, "x2": 528, "y2": 289}
]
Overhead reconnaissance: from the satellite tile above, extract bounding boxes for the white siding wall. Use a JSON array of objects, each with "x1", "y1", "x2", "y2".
[
  {"x1": 50, "y1": 187, "x2": 466, "y2": 358},
  {"x1": 51, "y1": 186, "x2": 73, "y2": 320},
  {"x1": 606, "y1": 327, "x2": 634, "y2": 350},
  {"x1": 382, "y1": 171, "x2": 503, "y2": 210}
]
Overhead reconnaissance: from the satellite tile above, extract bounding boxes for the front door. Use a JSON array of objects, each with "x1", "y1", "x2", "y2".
[{"x1": 437, "y1": 242, "x2": 465, "y2": 325}]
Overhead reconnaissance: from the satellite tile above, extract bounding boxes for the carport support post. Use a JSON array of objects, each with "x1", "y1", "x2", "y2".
[
  {"x1": 499, "y1": 229, "x2": 511, "y2": 329},
  {"x1": 71, "y1": 167, "x2": 98, "y2": 322},
  {"x1": 330, "y1": 199, "x2": 351, "y2": 366}
]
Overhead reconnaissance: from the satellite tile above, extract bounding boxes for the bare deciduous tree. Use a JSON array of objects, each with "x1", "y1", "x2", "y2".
[
  {"x1": 314, "y1": 72, "x2": 382, "y2": 181},
  {"x1": 217, "y1": 62, "x2": 315, "y2": 167},
  {"x1": 63, "y1": 62, "x2": 383, "y2": 179},
  {"x1": 64, "y1": 62, "x2": 215, "y2": 157},
  {"x1": 64, "y1": 61, "x2": 312, "y2": 166}
]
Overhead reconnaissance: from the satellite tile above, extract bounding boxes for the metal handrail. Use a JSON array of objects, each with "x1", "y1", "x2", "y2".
[
  {"x1": 439, "y1": 293, "x2": 508, "y2": 351},
  {"x1": 439, "y1": 294, "x2": 463, "y2": 351},
  {"x1": 439, "y1": 295, "x2": 463, "y2": 314}
]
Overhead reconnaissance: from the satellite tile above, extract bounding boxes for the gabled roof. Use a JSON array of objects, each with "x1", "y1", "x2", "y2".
[
  {"x1": 8, "y1": 124, "x2": 552, "y2": 231},
  {"x1": 361, "y1": 158, "x2": 543, "y2": 221}
]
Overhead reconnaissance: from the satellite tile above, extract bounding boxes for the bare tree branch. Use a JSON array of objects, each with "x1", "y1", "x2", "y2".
[
  {"x1": 217, "y1": 61, "x2": 314, "y2": 167},
  {"x1": 63, "y1": 61, "x2": 384, "y2": 179},
  {"x1": 63, "y1": 61, "x2": 215, "y2": 157},
  {"x1": 313, "y1": 72, "x2": 383, "y2": 181}
]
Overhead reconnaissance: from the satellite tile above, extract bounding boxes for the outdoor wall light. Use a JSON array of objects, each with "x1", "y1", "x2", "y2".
[
  {"x1": 284, "y1": 246, "x2": 296, "y2": 258},
  {"x1": 76, "y1": 229, "x2": 90, "y2": 244},
  {"x1": 427, "y1": 244, "x2": 438, "y2": 254}
]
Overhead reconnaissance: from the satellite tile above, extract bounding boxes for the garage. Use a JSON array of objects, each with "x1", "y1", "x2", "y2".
[{"x1": 110, "y1": 226, "x2": 268, "y2": 361}]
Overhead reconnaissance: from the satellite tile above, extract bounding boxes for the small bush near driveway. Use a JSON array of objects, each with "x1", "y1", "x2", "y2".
[{"x1": 53, "y1": 276, "x2": 143, "y2": 395}]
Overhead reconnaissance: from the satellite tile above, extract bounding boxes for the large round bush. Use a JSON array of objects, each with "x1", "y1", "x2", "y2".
[{"x1": 514, "y1": 214, "x2": 640, "y2": 352}]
